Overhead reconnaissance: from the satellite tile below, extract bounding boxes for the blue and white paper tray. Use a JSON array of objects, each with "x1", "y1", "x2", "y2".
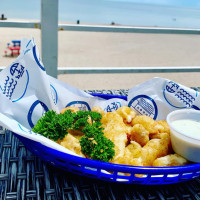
[
  {"x1": 0, "y1": 112, "x2": 80, "y2": 156},
  {"x1": 0, "y1": 37, "x2": 199, "y2": 157},
  {"x1": 128, "y1": 77, "x2": 200, "y2": 120},
  {"x1": 0, "y1": 38, "x2": 127, "y2": 155}
]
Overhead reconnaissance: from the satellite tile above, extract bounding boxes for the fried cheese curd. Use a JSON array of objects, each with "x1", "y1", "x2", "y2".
[
  {"x1": 59, "y1": 106, "x2": 188, "y2": 167},
  {"x1": 93, "y1": 106, "x2": 188, "y2": 167}
]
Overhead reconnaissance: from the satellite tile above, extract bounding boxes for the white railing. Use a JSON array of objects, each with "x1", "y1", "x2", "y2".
[{"x1": 1, "y1": 0, "x2": 200, "y2": 78}]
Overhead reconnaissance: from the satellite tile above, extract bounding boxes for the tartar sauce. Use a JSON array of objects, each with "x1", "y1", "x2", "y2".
[{"x1": 172, "y1": 119, "x2": 200, "y2": 140}]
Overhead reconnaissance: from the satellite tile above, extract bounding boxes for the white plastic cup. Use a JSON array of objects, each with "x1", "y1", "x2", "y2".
[{"x1": 167, "y1": 109, "x2": 200, "y2": 163}]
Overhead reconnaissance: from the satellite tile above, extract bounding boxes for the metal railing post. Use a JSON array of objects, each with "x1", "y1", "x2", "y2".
[{"x1": 41, "y1": 0, "x2": 58, "y2": 78}]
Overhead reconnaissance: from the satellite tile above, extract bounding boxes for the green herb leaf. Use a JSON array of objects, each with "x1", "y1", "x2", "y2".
[
  {"x1": 80, "y1": 124, "x2": 115, "y2": 162},
  {"x1": 32, "y1": 109, "x2": 115, "y2": 162}
]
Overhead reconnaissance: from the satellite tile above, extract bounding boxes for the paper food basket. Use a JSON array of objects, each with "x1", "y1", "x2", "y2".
[{"x1": 0, "y1": 38, "x2": 200, "y2": 185}]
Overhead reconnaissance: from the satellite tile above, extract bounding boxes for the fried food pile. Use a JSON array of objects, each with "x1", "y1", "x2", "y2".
[{"x1": 59, "y1": 106, "x2": 188, "y2": 167}]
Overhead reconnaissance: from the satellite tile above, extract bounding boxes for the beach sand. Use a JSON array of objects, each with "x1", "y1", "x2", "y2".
[{"x1": 1, "y1": 26, "x2": 200, "y2": 90}]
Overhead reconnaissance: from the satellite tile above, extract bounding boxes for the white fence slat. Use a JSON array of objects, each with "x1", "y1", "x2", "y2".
[
  {"x1": 57, "y1": 66, "x2": 200, "y2": 74},
  {"x1": 41, "y1": 0, "x2": 58, "y2": 78}
]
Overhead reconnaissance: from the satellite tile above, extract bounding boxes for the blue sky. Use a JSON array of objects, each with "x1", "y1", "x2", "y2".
[
  {"x1": 58, "y1": 0, "x2": 200, "y2": 28},
  {"x1": 1, "y1": 0, "x2": 200, "y2": 28},
  {"x1": 107, "y1": 0, "x2": 200, "y2": 8}
]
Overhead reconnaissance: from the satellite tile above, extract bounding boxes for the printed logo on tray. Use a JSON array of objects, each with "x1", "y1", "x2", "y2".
[
  {"x1": 33, "y1": 45, "x2": 45, "y2": 71},
  {"x1": 163, "y1": 81, "x2": 197, "y2": 108},
  {"x1": 0, "y1": 63, "x2": 29, "y2": 102},
  {"x1": 18, "y1": 123, "x2": 34, "y2": 134},
  {"x1": 27, "y1": 100, "x2": 49, "y2": 128},
  {"x1": 128, "y1": 95, "x2": 158, "y2": 120},
  {"x1": 104, "y1": 101, "x2": 121, "y2": 112},
  {"x1": 23, "y1": 39, "x2": 32, "y2": 55},
  {"x1": 50, "y1": 84, "x2": 58, "y2": 105},
  {"x1": 66, "y1": 101, "x2": 91, "y2": 111}
]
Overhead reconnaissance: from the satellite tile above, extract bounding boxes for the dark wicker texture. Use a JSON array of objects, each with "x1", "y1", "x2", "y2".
[{"x1": 0, "y1": 89, "x2": 200, "y2": 200}]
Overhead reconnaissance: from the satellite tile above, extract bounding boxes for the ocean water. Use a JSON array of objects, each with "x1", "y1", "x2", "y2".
[{"x1": 1, "y1": 0, "x2": 200, "y2": 29}]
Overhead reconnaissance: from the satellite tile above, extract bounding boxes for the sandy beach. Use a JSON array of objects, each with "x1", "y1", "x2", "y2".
[{"x1": 1, "y1": 26, "x2": 200, "y2": 90}]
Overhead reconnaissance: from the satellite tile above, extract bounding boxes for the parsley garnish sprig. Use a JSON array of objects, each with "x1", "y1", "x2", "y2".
[{"x1": 32, "y1": 109, "x2": 115, "y2": 162}]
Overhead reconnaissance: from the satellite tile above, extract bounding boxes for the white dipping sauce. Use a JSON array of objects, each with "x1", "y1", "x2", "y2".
[{"x1": 172, "y1": 119, "x2": 200, "y2": 140}]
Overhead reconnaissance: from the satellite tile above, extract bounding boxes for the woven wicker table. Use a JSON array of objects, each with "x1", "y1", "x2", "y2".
[{"x1": 0, "y1": 89, "x2": 200, "y2": 200}]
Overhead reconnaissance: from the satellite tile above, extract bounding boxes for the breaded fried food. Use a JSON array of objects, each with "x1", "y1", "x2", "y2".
[
  {"x1": 59, "y1": 133, "x2": 85, "y2": 157},
  {"x1": 101, "y1": 112, "x2": 128, "y2": 161},
  {"x1": 112, "y1": 141, "x2": 143, "y2": 166},
  {"x1": 149, "y1": 120, "x2": 170, "y2": 139},
  {"x1": 140, "y1": 133, "x2": 171, "y2": 166},
  {"x1": 91, "y1": 106, "x2": 106, "y2": 116},
  {"x1": 156, "y1": 120, "x2": 170, "y2": 134},
  {"x1": 116, "y1": 106, "x2": 136, "y2": 124},
  {"x1": 127, "y1": 141, "x2": 142, "y2": 158},
  {"x1": 129, "y1": 124, "x2": 149, "y2": 146},
  {"x1": 57, "y1": 105, "x2": 188, "y2": 168},
  {"x1": 152, "y1": 154, "x2": 188, "y2": 167},
  {"x1": 68, "y1": 129, "x2": 84, "y2": 140},
  {"x1": 131, "y1": 115, "x2": 160, "y2": 134},
  {"x1": 150, "y1": 129, "x2": 170, "y2": 140},
  {"x1": 60, "y1": 106, "x2": 79, "y2": 114}
]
